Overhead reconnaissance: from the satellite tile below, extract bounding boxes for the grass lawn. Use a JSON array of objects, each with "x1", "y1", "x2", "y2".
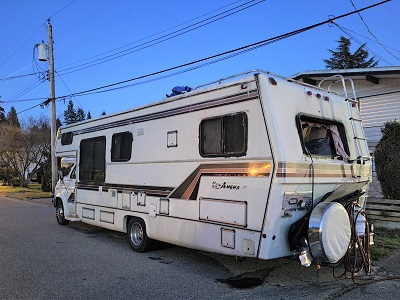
[
  {"x1": 0, "y1": 183, "x2": 52, "y2": 199},
  {"x1": 371, "y1": 229, "x2": 400, "y2": 261}
]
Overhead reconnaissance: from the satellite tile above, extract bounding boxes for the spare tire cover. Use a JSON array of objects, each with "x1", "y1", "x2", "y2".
[{"x1": 308, "y1": 202, "x2": 351, "y2": 263}]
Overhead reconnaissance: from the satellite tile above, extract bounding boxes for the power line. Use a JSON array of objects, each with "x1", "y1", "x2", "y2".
[
  {"x1": 57, "y1": 0, "x2": 266, "y2": 75},
  {"x1": 16, "y1": 0, "x2": 391, "y2": 114},
  {"x1": 1, "y1": 97, "x2": 47, "y2": 103},
  {"x1": 332, "y1": 21, "x2": 394, "y2": 66},
  {"x1": 333, "y1": 24, "x2": 400, "y2": 55},
  {"x1": 57, "y1": 0, "x2": 246, "y2": 70},
  {"x1": 0, "y1": 0, "x2": 78, "y2": 78},
  {"x1": 16, "y1": 102, "x2": 46, "y2": 115},
  {"x1": 4, "y1": 78, "x2": 46, "y2": 104},
  {"x1": 349, "y1": 0, "x2": 399, "y2": 61},
  {"x1": 55, "y1": 70, "x2": 84, "y2": 110},
  {"x1": 0, "y1": 73, "x2": 40, "y2": 81},
  {"x1": 0, "y1": 0, "x2": 251, "y2": 82},
  {"x1": 0, "y1": 22, "x2": 46, "y2": 70},
  {"x1": 60, "y1": 0, "x2": 391, "y2": 99},
  {"x1": 48, "y1": 0, "x2": 79, "y2": 19}
]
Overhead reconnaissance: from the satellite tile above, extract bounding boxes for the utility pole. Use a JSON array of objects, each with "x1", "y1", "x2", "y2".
[{"x1": 47, "y1": 19, "x2": 57, "y2": 193}]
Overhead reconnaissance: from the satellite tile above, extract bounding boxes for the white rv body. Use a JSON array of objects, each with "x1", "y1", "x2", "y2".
[{"x1": 54, "y1": 71, "x2": 371, "y2": 264}]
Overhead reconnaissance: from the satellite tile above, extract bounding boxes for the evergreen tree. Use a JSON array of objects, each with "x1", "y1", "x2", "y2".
[
  {"x1": 56, "y1": 118, "x2": 62, "y2": 130},
  {"x1": 63, "y1": 100, "x2": 77, "y2": 125},
  {"x1": 323, "y1": 36, "x2": 378, "y2": 69},
  {"x1": 375, "y1": 120, "x2": 400, "y2": 199},
  {"x1": 0, "y1": 105, "x2": 5, "y2": 124},
  {"x1": 87, "y1": 111, "x2": 92, "y2": 120},
  {"x1": 76, "y1": 107, "x2": 86, "y2": 122},
  {"x1": 6, "y1": 106, "x2": 20, "y2": 127}
]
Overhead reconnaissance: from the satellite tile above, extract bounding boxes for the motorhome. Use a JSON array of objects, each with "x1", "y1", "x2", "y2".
[{"x1": 54, "y1": 70, "x2": 372, "y2": 267}]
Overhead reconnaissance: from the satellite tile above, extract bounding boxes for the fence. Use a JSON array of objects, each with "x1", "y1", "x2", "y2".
[{"x1": 366, "y1": 198, "x2": 400, "y2": 230}]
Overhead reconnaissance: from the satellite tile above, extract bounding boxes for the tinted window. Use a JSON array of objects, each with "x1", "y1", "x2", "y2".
[
  {"x1": 61, "y1": 132, "x2": 73, "y2": 145},
  {"x1": 79, "y1": 136, "x2": 106, "y2": 183},
  {"x1": 111, "y1": 132, "x2": 133, "y2": 162},
  {"x1": 200, "y1": 113, "x2": 247, "y2": 157}
]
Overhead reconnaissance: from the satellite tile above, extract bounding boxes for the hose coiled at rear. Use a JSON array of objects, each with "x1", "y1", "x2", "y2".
[{"x1": 334, "y1": 201, "x2": 371, "y2": 283}]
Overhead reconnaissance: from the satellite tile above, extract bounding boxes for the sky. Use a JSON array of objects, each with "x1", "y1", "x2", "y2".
[{"x1": 0, "y1": 0, "x2": 399, "y2": 124}]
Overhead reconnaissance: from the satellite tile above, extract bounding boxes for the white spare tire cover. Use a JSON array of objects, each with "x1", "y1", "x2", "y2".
[{"x1": 308, "y1": 202, "x2": 351, "y2": 263}]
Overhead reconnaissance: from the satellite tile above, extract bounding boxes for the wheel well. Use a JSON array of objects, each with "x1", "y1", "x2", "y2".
[
  {"x1": 124, "y1": 215, "x2": 145, "y2": 233},
  {"x1": 124, "y1": 215, "x2": 132, "y2": 233},
  {"x1": 54, "y1": 197, "x2": 63, "y2": 207}
]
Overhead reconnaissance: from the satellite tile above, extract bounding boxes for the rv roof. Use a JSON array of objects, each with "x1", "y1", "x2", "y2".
[{"x1": 59, "y1": 70, "x2": 336, "y2": 131}]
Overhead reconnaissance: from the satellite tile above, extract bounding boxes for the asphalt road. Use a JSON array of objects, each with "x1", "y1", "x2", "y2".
[{"x1": 0, "y1": 196, "x2": 399, "y2": 300}]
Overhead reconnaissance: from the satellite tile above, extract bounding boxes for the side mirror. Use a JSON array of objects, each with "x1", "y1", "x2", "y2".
[{"x1": 58, "y1": 170, "x2": 64, "y2": 181}]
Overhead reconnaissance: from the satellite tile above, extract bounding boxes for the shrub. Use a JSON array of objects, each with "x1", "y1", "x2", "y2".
[
  {"x1": 10, "y1": 177, "x2": 29, "y2": 188},
  {"x1": 41, "y1": 168, "x2": 52, "y2": 192},
  {"x1": 375, "y1": 120, "x2": 400, "y2": 199},
  {"x1": 11, "y1": 177, "x2": 21, "y2": 187},
  {"x1": 21, "y1": 179, "x2": 29, "y2": 188}
]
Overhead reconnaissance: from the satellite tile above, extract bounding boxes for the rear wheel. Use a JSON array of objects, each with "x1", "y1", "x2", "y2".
[
  {"x1": 56, "y1": 201, "x2": 69, "y2": 225},
  {"x1": 127, "y1": 217, "x2": 154, "y2": 252}
]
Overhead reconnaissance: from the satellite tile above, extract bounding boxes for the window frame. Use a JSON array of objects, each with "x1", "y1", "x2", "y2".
[
  {"x1": 199, "y1": 112, "x2": 248, "y2": 158},
  {"x1": 79, "y1": 136, "x2": 106, "y2": 183},
  {"x1": 111, "y1": 131, "x2": 133, "y2": 162},
  {"x1": 296, "y1": 114, "x2": 350, "y2": 159},
  {"x1": 61, "y1": 132, "x2": 73, "y2": 145}
]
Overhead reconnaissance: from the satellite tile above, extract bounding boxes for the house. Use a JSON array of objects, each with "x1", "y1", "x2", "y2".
[{"x1": 291, "y1": 66, "x2": 400, "y2": 198}]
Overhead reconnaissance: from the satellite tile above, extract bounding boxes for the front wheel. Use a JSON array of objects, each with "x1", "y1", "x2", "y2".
[
  {"x1": 127, "y1": 217, "x2": 154, "y2": 252},
  {"x1": 56, "y1": 201, "x2": 69, "y2": 225}
]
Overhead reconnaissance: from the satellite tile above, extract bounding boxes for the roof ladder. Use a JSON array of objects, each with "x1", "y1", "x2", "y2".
[{"x1": 319, "y1": 75, "x2": 371, "y2": 178}]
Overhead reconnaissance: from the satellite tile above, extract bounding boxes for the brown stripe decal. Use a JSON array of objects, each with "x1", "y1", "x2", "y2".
[
  {"x1": 276, "y1": 162, "x2": 370, "y2": 179},
  {"x1": 170, "y1": 162, "x2": 272, "y2": 200},
  {"x1": 66, "y1": 90, "x2": 259, "y2": 136}
]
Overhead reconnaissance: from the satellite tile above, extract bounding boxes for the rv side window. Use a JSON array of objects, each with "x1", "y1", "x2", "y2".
[
  {"x1": 111, "y1": 132, "x2": 133, "y2": 162},
  {"x1": 200, "y1": 112, "x2": 247, "y2": 157},
  {"x1": 79, "y1": 136, "x2": 106, "y2": 183},
  {"x1": 61, "y1": 132, "x2": 73, "y2": 145},
  {"x1": 299, "y1": 117, "x2": 349, "y2": 159}
]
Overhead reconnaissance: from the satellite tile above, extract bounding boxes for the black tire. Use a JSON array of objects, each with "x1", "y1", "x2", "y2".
[
  {"x1": 56, "y1": 200, "x2": 70, "y2": 225},
  {"x1": 127, "y1": 217, "x2": 154, "y2": 252}
]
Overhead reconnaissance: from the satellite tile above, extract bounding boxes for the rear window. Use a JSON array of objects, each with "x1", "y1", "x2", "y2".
[{"x1": 299, "y1": 116, "x2": 349, "y2": 159}]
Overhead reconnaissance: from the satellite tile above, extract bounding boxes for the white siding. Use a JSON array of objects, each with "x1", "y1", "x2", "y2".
[{"x1": 318, "y1": 78, "x2": 400, "y2": 148}]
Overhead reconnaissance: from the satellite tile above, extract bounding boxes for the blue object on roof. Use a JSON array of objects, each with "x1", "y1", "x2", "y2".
[{"x1": 166, "y1": 86, "x2": 193, "y2": 97}]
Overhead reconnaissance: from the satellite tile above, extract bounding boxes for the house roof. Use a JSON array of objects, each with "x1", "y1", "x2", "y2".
[{"x1": 291, "y1": 66, "x2": 400, "y2": 85}]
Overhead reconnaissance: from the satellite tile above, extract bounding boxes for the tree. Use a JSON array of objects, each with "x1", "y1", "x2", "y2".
[
  {"x1": 56, "y1": 118, "x2": 62, "y2": 130},
  {"x1": 101, "y1": 111, "x2": 106, "y2": 116},
  {"x1": 87, "y1": 111, "x2": 92, "y2": 120},
  {"x1": 0, "y1": 117, "x2": 50, "y2": 187},
  {"x1": 323, "y1": 36, "x2": 378, "y2": 69},
  {"x1": 375, "y1": 120, "x2": 400, "y2": 199},
  {"x1": 0, "y1": 105, "x2": 5, "y2": 124},
  {"x1": 6, "y1": 106, "x2": 20, "y2": 127},
  {"x1": 76, "y1": 107, "x2": 86, "y2": 122},
  {"x1": 63, "y1": 100, "x2": 77, "y2": 125}
]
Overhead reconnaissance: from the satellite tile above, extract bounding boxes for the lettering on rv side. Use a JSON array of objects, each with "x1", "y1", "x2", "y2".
[{"x1": 212, "y1": 181, "x2": 240, "y2": 190}]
